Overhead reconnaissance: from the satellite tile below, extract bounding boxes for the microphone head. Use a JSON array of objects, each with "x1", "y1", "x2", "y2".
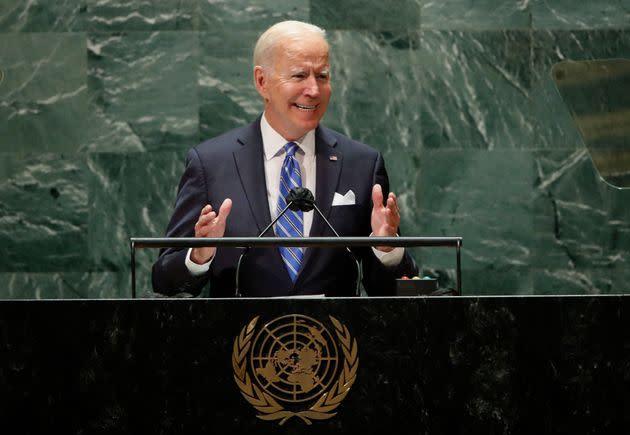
[{"x1": 286, "y1": 187, "x2": 315, "y2": 212}]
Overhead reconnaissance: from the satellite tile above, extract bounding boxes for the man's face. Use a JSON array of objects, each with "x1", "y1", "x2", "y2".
[{"x1": 255, "y1": 35, "x2": 331, "y2": 141}]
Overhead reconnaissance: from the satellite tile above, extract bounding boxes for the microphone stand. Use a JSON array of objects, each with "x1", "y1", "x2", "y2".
[
  {"x1": 234, "y1": 202, "x2": 293, "y2": 297},
  {"x1": 308, "y1": 202, "x2": 362, "y2": 297}
]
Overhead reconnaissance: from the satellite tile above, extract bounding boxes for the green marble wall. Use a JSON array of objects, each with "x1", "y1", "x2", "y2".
[{"x1": 1, "y1": 0, "x2": 629, "y2": 298}]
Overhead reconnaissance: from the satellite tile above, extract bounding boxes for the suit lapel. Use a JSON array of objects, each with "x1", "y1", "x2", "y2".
[
  {"x1": 311, "y1": 126, "x2": 342, "y2": 237},
  {"x1": 233, "y1": 118, "x2": 272, "y2": 234},
  {"x1": 296, "y1": 126, "x2": 342, "y2": 285}
]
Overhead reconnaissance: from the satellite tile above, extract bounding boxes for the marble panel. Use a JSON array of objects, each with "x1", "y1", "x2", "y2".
[
  {"x1": 531, "y1": 30, "x2": 630, "y2": 149},
  {"x1": 531, "y1": 0, "x2": 630, "y2": 30},
  {"x1": 421, "y1": 0, "x2": 530, "y2": 31},
  {"x1": 444, "y1": 298, "x2": 523, "y2": 427},
  {"x1": 86, "y1": 152, "x2": 185, "y2": 284},
  {"x1": 552, "y1": 297, "x2": 625, "y2": 429},
  {"x1": 200, "y1": 0, "x2": 309, "y2": 32},
  {"x1": 461, "y1": 265, "x2": 533, "y2": 295},
  {"x1": 420, "y1": 30, "x2": 534, "y2": 149},
  {"x1": 324, "y1": 30, "x2": 423, "y2": 214},
  {"x1": 2, "y1": 1, "x2": 630, "y2": 300},
  {"x1": 416, "y1": 149, "x2": 533, "y2": 294},
  {"x1": 85, "y1": 0, "x2": 197, "y2": 31},
  {"x1": 0, "y1": 0, "x2": 86, "y2": 32},
  {"x1": 0, "y1": 153, "x2": 88, "y2": 273},
  {"x1": 311, "y1": 0, "x2": 420, "y2": 31},
  {"x1": 85, "y1": 31, "x2": 198, "y2": 152},
  {"x1": 532, "y1": 266, "x2": 630, "y2": 295},
  {"x1": 532, "y1": 149, "x2": 630, "y2": 294},
  {"x1": 0, "y1": 271, "x2": 137, "y2": 299},
  {"x1": 0, "y1": 33, "x2": 87, "y2": 153},
  {"x1": 622, "y1": 296, "x2": 630, "y2": 426},
  {"x1": 198, "y1": 30, "x2": 263, "y2": 140}
]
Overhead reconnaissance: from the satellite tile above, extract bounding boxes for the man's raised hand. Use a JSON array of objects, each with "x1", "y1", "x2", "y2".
[
  {"x1": 190, "y1": 198, "x2": 232, "y2": 264},
  {"x1": 370, "y1": 184, "x2": 400, "y2": 252}
]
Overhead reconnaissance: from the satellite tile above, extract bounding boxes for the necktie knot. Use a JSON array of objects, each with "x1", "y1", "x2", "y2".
[{"x1": 284, "y1": 142, "x2": 299, "y2": 157}]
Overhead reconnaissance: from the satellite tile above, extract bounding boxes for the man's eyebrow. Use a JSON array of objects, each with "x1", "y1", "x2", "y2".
[{"x1": 286, "y1": 66, "x2": 329, "y2": 75}]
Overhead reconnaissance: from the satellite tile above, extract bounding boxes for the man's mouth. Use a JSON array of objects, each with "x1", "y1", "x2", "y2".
[{"x1": 293, "y1": 103, "x2": 318, "y2": 112}]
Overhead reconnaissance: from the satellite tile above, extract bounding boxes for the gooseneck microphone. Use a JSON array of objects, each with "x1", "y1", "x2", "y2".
[
  {"x1": 234, "y1": 188, "x2": 309, "y2": 297},
  {"x1": 234, "y1": 187, "x2": 362, "y2": 297}
]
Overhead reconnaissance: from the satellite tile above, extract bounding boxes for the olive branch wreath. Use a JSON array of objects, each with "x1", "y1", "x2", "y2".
[{"x1": 232, "y1": 315, "x2": 359, "y2": 425}]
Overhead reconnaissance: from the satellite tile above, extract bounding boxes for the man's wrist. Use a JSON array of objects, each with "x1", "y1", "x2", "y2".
[
  {"x1": 369, "y1": 232, "x2": 404, "y2": 266},
  {"x1": 190, "y1": 247, "x2": 215, "y2": 265},
  {"x1": 185, "y1": 248, "x2": 212, "y2": 276}
]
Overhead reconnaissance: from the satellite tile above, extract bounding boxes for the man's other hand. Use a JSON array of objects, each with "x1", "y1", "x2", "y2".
[
  {"x1": 190, "y1": 198, "x2": 232, "y2": 264},
  {"x1": 370, "y1": 184, "x2": 400, "y2": 252}
]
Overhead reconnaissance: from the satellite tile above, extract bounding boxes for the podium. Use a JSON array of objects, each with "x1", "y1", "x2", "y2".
[{"x1": 1, "y1": 296, "x2": 628, "y2": 434}]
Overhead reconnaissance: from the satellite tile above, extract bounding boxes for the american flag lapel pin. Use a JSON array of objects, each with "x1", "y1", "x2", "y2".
[{"x1": 329, "y1": 155, "x2": 338, "y2": 161}]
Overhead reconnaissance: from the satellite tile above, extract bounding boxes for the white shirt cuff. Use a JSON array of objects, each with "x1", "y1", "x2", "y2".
[
  {"x1": 370, "y1": 233, "x2": 404, "y2": 267},
  {"x1": 185, "y1": 247, "x2": 212, "y2": 276}
]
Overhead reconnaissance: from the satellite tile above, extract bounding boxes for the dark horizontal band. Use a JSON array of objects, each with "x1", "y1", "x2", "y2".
[{"x1": 130, "y1": 236, "x2": 462, "y2": 249}]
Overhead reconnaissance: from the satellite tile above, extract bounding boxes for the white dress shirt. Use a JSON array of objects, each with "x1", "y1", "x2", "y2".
[{"x1": 260, "y1": 113, "x2": 316, "y2": 236}]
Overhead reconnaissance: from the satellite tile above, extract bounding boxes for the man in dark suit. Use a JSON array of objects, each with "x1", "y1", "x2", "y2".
[{"x1": 152, "y1": 20, "x2": 417, "y2": 297}]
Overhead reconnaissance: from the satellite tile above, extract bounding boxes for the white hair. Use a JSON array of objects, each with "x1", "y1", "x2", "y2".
[{"x1": 253, "y1": 20, "x2": 327, "y2": 71}]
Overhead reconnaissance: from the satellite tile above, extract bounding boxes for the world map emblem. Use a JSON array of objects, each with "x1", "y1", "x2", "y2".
[{"x1": 232, "y1": 314, "x2": 359, "y2": 425}]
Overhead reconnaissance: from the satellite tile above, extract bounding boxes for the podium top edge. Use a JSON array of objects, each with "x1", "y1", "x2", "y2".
[{"x1": 129, "y1": 236, "x2": 463, "y2": 249}]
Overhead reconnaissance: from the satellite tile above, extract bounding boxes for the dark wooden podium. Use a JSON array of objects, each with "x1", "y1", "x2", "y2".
[{"x1": 1, "y1": 296, "x2": 628, "y2": 434}]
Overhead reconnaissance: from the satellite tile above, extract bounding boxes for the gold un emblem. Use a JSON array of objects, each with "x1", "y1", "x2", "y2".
[{"x1": 232, "y1": 314, "x2": 359, "y2": 425}]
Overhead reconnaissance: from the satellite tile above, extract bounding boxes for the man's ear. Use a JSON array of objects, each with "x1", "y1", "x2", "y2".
[{"x1": 254, "y1": 66, "x2": 269, "y2": 100}]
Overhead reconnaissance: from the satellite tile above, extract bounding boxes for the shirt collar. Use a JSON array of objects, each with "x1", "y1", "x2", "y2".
[{"x1": 260, "y1": 112, "x2": 316, "y2": 160}]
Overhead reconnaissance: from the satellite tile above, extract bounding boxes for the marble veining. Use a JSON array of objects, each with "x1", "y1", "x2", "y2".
[
  {"x1": 1, "y1": 1, "x2": 630, "y2": 297},
  {"x1": 86, "y1": 0, "x2": 198, "y2": 31}
]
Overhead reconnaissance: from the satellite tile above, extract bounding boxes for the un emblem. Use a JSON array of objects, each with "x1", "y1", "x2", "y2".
[{"x1": 232, "y1": 314, "x2": 359, "y2": 425}]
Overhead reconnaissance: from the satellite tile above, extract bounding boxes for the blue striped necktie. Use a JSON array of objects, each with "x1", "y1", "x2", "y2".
[{"x1": 276, "y1": 142, "x2": 304, "y2": 283}]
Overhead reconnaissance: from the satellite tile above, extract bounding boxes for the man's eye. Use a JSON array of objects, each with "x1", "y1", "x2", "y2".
[{"x1": 293, "y1": 73, "x2": 306, "y2": 79}]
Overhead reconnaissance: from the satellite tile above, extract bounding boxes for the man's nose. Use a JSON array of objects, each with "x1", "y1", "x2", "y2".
[{"x1": 303, "y1": 74, "x2": 320, "y2": 97}]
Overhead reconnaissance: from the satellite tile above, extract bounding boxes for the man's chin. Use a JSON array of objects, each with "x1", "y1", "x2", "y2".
[
  {"x1": 292, "y1": 115, "x2": 323, "y2": 132},
  {"x1": 270, "y1": 115, "x2": 324, "y2": 140}
]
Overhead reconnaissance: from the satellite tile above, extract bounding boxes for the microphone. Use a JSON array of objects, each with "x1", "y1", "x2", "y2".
[
  {"x1": 234, "y1": 187, "x2": 362, "y2": 297},
  {"x1": 284, "y1": 187, "x2": 315, "y2": 212}
]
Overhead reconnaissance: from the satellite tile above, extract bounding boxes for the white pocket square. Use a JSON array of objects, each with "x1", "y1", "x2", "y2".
[{"x1": 332, "y1": 190, "x2": 356, "y2": 206}]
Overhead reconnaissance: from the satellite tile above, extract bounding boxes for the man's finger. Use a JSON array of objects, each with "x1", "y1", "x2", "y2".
[
  {"x1": 195, "y1": 212, "x2": 216, "y2": 235},
  {"x1": 216, "y1": 198, "x2": 232, "y2": 224},
  {"x1": 386, "y1": 194, "x2": 398, "y2": 213},
  {"x1": 199, "y1": 211, "x2": 217, "y2": 225},
  {"x1": 200, "y1": 204, "x2": 212, "y2": 216},
  {"x1": 372, "y1": 184, "x2": 384, "y2": 209}
]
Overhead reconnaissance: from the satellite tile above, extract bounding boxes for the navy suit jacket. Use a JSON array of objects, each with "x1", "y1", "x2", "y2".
[{"x1": 152, "y1": 117, "x2": 417, "y2": 297}]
